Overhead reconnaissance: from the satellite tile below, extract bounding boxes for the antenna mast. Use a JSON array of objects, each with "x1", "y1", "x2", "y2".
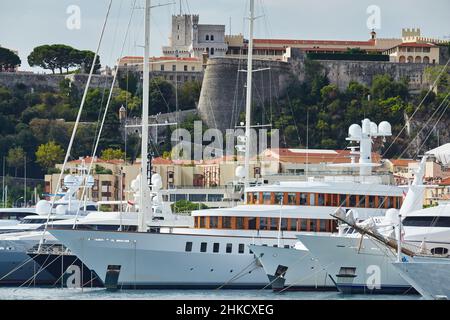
[
  {"x1": 244, "y1": 0, "x2": 255, "y2": 191},
  {"x1": 139, "y1": 0, "x2": 152, "y2": 232}
]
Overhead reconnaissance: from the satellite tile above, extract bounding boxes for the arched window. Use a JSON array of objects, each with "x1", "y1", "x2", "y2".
[
  {"x1": 407, "y1": 56, "x2": 414, "y2": 63},
  {"x1": 211, "y1": 35, "x2": 214, "y2": 41},
  {"x1": 399, "y1": 56, "x2": 406, "y2": 63},
  {"x1": 423, "y1": 56, "x2": 430, "y2": 64},
  {"x1": 210, "y1": 47, "x2": 215, "y2": 55},
  {"x1": 415, "y1": 56, "x2": 422, "y2": 63},
  {"x1": 206, "y1": 35, "x2": 209, "y2": 41}
]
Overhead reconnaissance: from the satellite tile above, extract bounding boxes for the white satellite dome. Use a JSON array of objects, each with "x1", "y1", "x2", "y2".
[
  {"x1": 370, "y1": 122, "x2": 378, "y2": 135},
  {"x1": 348, "y1": 124, "x2": 362, "y2": 139},
  {"x1": 63, "y1": 175, "x2": 77, "y2": 187},
  {"x1": 378, "y1": 121, "x2": 392, "y2": 136},
  {"x1": 36, "y1": 200, "x2": 52, "y2": 215},
  {"x1": 55, "y1": 205, "x2": 67, "y2": 215},
  {"x1": 235, "y1": 166, "x2": 246, "y2": 179}
]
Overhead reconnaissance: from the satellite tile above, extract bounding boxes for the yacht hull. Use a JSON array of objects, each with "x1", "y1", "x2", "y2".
[
  {"x1": 48, "y1": 229, "x2": 303, "y2": 289},
  {"x1": 392, "y1": 257, "x2": 450, "y2": 299},
  {"x1": 248, "y1": 245, "x2": 337, "y2": 291},
  {"x1": 28, "y1": 252, "x2": 103, "y2": 288},
  {"x1": 294, "y1": 234, "x2": 417, "y2": 295},
  {"x1": 0, "y1": 240, "x2": 56, "y2": 286}
]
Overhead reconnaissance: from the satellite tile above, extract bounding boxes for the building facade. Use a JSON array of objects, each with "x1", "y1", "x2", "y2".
[{"x1": 162, "y1": 14, "x2": 228, "y2": 58}]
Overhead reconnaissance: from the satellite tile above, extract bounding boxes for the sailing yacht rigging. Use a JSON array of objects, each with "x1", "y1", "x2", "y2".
[{"x1": 45, "y1": 0, "x2": 408, "y2": 290}]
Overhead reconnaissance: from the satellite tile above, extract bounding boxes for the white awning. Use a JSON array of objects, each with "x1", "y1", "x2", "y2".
[{"x1": 426, "y1": 143, "x2": 450, "y2": 166}]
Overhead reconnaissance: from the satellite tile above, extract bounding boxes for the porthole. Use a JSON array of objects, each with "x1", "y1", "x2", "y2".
[{"x1": 431, "y1": 247, "x2": 448, "y2": 255}]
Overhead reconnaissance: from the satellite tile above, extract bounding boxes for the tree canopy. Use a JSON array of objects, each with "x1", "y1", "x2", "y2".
[
  {"x1": 0, "y1": 47, "x2": 21, "y2": 72},
  {"x1": 35, "y1": 141, "x2": 65, "y2": 172},
  {"x1": 28, "y1": 44, "x2": 101, "y2": 74}
]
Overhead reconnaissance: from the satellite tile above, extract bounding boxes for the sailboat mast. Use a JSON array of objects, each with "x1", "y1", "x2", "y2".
[
  {"x1": 139, "y1": 0, "x2": 151, "y2": 232},
  {"x1": 244, "y1": 0, "x2": 255, "y2": 189}
]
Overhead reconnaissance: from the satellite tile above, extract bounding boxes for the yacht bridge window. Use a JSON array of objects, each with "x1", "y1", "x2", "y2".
[{"x1": 245, "y1": 191, "x2": 402, "y2": 209}]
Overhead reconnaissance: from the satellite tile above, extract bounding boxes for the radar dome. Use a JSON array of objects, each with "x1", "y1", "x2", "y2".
[
  {"x1": 152, "y1": 174, "x2": 163, "y2": 190},
  {"x1": 36, "y1": 200, "x2": 52, "y2": 215},
  {"x1": 55, "y1": 205, "x2": 67, "y2": 215},
  {"x1": 370, "y1": 122, "x2": 378, "y2": 135},
  {"x1": 235, "y1": 166, "x2": 246, "y2": 179},
  {"x1": 378, "y1": 121, "x2": 392, "y2": 136},
  {"x1": 348, "y1": 124, "x2": 362, "y2": 139},
  {"x1": 63, "y1": 175, "x2": 76, "y2": 187}
]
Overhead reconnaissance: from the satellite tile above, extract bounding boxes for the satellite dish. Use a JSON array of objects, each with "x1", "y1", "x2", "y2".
[{"x1": 235, "y1": 166, "x2": 246, "y2": 179}]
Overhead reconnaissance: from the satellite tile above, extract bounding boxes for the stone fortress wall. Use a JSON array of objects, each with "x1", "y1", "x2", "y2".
[{"x1": 197, "y1": 49, "x2": 447, "y2": 132}]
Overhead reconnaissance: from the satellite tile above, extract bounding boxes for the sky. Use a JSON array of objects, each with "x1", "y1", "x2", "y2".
[{"x1": 1, "y1": 0, "x2": 449, "y2": 72}]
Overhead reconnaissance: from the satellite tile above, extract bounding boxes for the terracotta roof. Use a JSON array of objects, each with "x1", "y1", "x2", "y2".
[
  {"x1": 439, "y1": 177, "x2": 450, "y2": 186},
  {"x1": 68, "y1": 156, "x2": 124, "y2": 165},
  {"x1": 389, "y1": 159, "x2": 417, "y2": 167},
  {"x1": 262, "y1": 148, "x2": 381, "y2": 164},
  {"x1": 253, "y1": 38, "x2": 376, "y2": 47}
]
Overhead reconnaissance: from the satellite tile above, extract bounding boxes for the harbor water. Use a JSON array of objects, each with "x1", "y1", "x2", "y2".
[{"x1": 0, "y1": 288, "x2": 421, "y2": 300}]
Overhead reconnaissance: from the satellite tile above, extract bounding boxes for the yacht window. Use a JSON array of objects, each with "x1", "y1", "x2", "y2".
[
  {"x1": 379, "y1": 196, "x2": 386, "y2": 208},
  {"x1": 209, "y1": 216, "x2": 218, "y2": 228},
  {"x1": 349, "y1": 195, "x2": 357, "y2": 207},
  {"x1": 273, "y1": 244, "x2": 278, "y2": 248},
  {"x1": 185, "y1": 242, "x2": 193, "y2": 252},
  {"x1": 368, "y1": 196, "x2": 376, "y2": 208},
  {"x1": 200, "y1": 242, "x2": 207, "y2": 253},
  {"x1": 274, "y1": 192, "x2": 283, "y2": 205},
  {"x1": 238, "y1": 244, "x2": 245, "y2": 254},
  {"x1": 289, "y1": 219, "x2": 297, "y2": 231},
  {"x1": 309, "y1": 193, "x2": 315, "y2": 205},
  {"x1": 199, "y1": 217, "x2": 205, "y2": 228},
  {"x1": 213, "y1": 243, "x2": 220, "y2": 253},
  {"x1": 403, "y1": 216, "x2": 450, "y2": 228},
  {"x1": 280, "y1": 218, "x2": 288, "y2": 231},
  {"x1": 222, "y1": 217, "x2": 231, "y2": 229},
  {"x1": 252, "y1": 192, "x2": 259, "y2": 204},
  {"x1": 248, "y1": 217, "x2": 256, "y2": 230},
  {"x1": 284, "y1": 245, "x2": 290, "y2": 249},
  {"x1": 431, "y1": 247, "x2": 448, "y2": 255},
  {"x1": 386, "y1": 196, "x2": 392, "y2": 208},
  {"x1": 300, "y1": 193, "x2": 307, "y2": 205},
  {"x1": 270, "y1": 218, "x2": 279, "y2": 231},
  {"x1": 260, "y1": 217, "x2": 268, "y2": 230},
  {"x1": 319, "y1": 220, "x2": 327, "y2": 232},
  {"x1": 189, "y1": 194, "x2": 207, "y2": 202},
  {"x1": 207, "y1": 194, "x2": 223, "y2": 202},
  {"x1": 287, "y1": 193, "x2": 296, "y2": 205},
  {"x1": 301, "y1": 219, "x2": 307, "y2": 231},
  {"x1": 85, "y1": 205, "x2": 98, "y2": 211},
  {"x1": 263, "y1": 192, "x2": 271, "y2": 204},
  {"x1": 359, "y1": 195, "x2": 366, "y2": 208},
  {"x1": 339, "y1": 194, "x2": 347, "y2": 206},
  {"x1": 309, "y1": 219, "x2": 317, "y2": 232},
  {"x1": 236, "y1": 217, "x2": 244, "y2": 229},
  {"x1": 317, "y1": 194, "x2": 324, "y2": 206},
  {"x1": 226, "y1": 243, "x2": 232, "y2": 253}
]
